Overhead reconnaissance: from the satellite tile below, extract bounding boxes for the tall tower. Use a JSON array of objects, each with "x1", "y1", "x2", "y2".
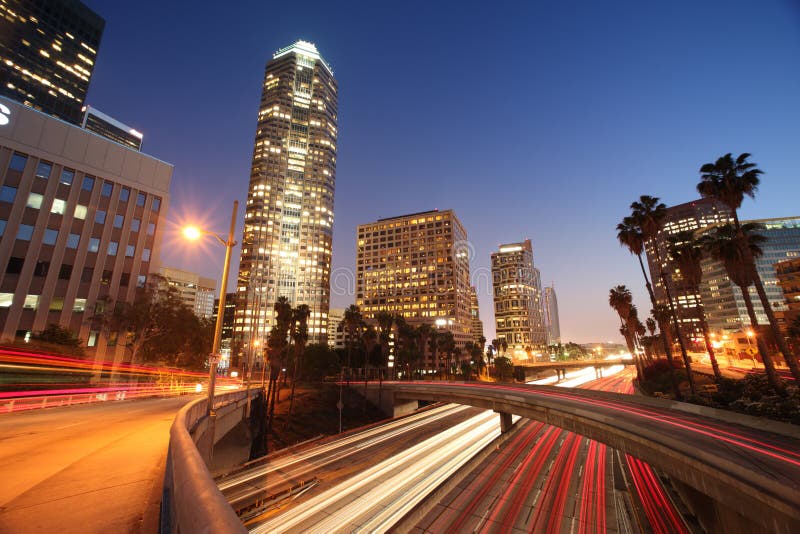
[
  {"x1": 491, "y1": 239, "x2": 547, "y2": 360},
  {"x1": 0, "y1": 0, "x2": 104, "y2": 124},
  {"x1": 235, "y1": 41, "x2": 337, "y2": 345},
  {"x1": 542, "y1": 285, "x2": 561, "y2": 345}
]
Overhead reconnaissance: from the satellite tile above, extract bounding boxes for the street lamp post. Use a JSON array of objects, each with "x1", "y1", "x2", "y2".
[{"x1": 183, "y1": 200, "x2": 238, "y2": 462}]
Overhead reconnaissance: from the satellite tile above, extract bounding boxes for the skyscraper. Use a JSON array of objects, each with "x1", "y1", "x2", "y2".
[
  {"x1": 543, "y1": 285, "x2": 560, "y2": 345},
  {"x1": 491, "y1": 239, "x2": 546, "y2": 360},
  {"x1": 469, "y1": 286, "x2": 484, "y2": 345},
  {"x1": 235, "y1": 41, "x2": 337, "y2": 345},
  {"x1": 0, "y1": 0, "x2": 104, "y2": 124},
  {"x1": 356, "y1": 209, "x2": 473, "y2": 368}
]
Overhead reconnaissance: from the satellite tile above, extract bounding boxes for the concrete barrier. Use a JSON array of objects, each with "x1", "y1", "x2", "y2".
[{"x1": 160, "y1": 389, "x2": 257, "y2": 534}]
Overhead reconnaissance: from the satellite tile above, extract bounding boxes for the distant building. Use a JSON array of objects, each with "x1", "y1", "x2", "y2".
[
  {"x1": 158, "y1": 267, "x2": 216, "y2": 319},
  {"x1": 356, "y1": 209, "x2": 472, "y2": 370},
  {"x1": 327, "y1": 307, "x2": 345, "y2": 350},
  {"x1": 491, "y1": 239, "x2": 546, "y2": 360},
  {"x1": 469, "y1": 286, "x2": 484, "y2": 345},
  {"x1": 81, "y1": 106, "x2": 143, "y2": 151},
  {"x1": 0, "y1": 0, "x2": 105, "y2": 124},
  {"x1": 645, "y1": 198, "x2": 733, "y2": 345},
  {"x1": 0, "y1": 96, "x2": 171, "y2": 361},
  {"x1": 235, "y1": 40, "x2": 337, "y2": 347},
  {"x1": 212, "y1": 292, "x2": 236, "y2": 341},
  {"x1": 702, "y1": 217, "x2": 800, "y2": 332},
  {"x1": 775, "y1": 257, "x2": 800, "y2": 334},
  {"x1": 543, "y1": 285, "x2": 561, "y2": 345}
]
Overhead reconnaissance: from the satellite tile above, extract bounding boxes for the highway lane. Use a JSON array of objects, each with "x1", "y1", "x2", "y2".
[{"x1": 0, "y1": 396, "x2": 191, "y2": 533}]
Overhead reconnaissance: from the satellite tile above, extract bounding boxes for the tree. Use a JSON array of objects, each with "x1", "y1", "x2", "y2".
[
  {"x1": 667, "y1": 231, "x2": 722, "y2": 381},
  {"x1": 701, "y1": 223, "x2": 783, "y2": 389},
  {"x1": 494, "y1": 356, "x2": 513, "y2": 381},
  {"x1": 609, "y1": 285, "x2": 644, "y2": 377},
  {"x1": 630, "y1": 195, "x2": 696, "y2": 395},
  {"x1": 698, "y1": 153, "x2": 799, "y2": 382},
  {"x1": 343, "y1": 305, "x2": 362, "y2": 370},
  {"x1": 30, "y1": 324, "x2": 83, "y2": 354},
  {"x1": 416, "y1": 324, "x2": 433, "y2": 374},
  {"x1": 265, "y1": 297, "x2": 292, "y2": 439},
  {"x1": 375, "y1": 311, "x2": 394, "y2": 369},
  {"x1": 437, "y1": 331, "x2": 456, "y2": 379},
  {"x1": 286, "y1": 304, "x2": 310, "y2": 429},
  {"x1": 301, "y1": 343, "x2": 339, "y2": 380}
]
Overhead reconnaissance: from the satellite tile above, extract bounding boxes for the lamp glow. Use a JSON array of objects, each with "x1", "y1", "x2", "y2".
[{"x1": 183, "y1": 226, "x2": 202, "y2": 240}]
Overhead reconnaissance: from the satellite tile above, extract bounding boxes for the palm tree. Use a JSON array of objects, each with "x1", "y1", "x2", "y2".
[
  {"x1": 286, "y1": 304, "x2": 310, "y2": 429},
  {"x1": 437, "y1": 331, "x2": 456, "y2": 379},
  {"x1": 666, "y1": 231, "x2": 722, "y2": 381},
  {"x1": 698, "y1": 153, "x2": 799, "y2": 381},
  {"x1": 701, "y1": 223, "x2": 782, "y2": 389},
  {"x1": 416, "y1": 324, "x2": 433, "y2": 373},
  {"x1": 265, "y1": 297, "x2": 292, "y2": 440},
  {"x1": 617, "y1": 215, "x2": 679, "y2": 376},
  {"x1": 630, "y1": 196, "x2": 696, "y2": 395},
  {"x1": 375, "y1": 311, "x2": 394, "y2": 370},
  {"x1": 343, "y1": 304, "x2": 362, "y2": 371}
]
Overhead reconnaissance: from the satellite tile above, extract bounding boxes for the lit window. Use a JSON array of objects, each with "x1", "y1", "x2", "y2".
[
  {"x1": 74, "y1": 204, "x2": 88, "y2": 220},
  {"x1": 88, "y1": 237, "x2": 100, "y2": 252},
  {"x1": 0, "y1": 293, "x2": 13, "y2": 307},
  {"x1": 137, "y1": 275, "x2": 146, "y2": 287},
  {"x1": 27, "y1": 192, "x2": 44, "y2": 209},
  {"x1": 101, "y1": 182, "x2": 113, "y2": 197},
  {"x1": 87, "y1": 331, "x2": 98, "y2": 347},
  {"x1": 51, "y1": 198, "x2": 66, "y2": 214},
  {"x1": 43, "y1": 228, "x2": 58, "y2": 245},
  {"x1": 82, "y1": 176, "x2": 95, "y2": 191},
  {"x1": 73, "y1": 298, "x2": 87, "y2": 312},
  {"x1": 60, "y1": 168, "x2": 75, "y2": 185},
  {"x1": 9, "y1": 153, "x2": 27, "y2": 172},
  {"x1": 17, "y1": 224, "x2": 34, "y2": 241},
  {"x1": 49, "y1": 297, "x2": 64, "y2": 311},
  {"x1": 35, "y1": 161, "x2": 52, "y2": 179},
  {"x1": 0, "y1": 186, "x2": 17, "y2": 203},
  {"x1": 24, "y1": 295, "x2": 39, "y2": 310}
]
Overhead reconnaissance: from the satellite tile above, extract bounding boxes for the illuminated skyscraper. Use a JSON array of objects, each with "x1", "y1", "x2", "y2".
[
  {"x1": 469, "y1": 286, "x2": 484, "y2": 345},
  {"x1": 235, "y1": 41, "x2": 337, "y2": 344},
  {"x1": 356, "y1": 209, "x2": 473, "y2": 368},
  {"x1": 0, "y1": 0, "x2": 104, "y2": 124},
  {"x1": 491, "y1": 239, "x2": 547, "y2": 359},
  {"x1": 543, "y1": 286, "x2": 560, "y2": 345}
]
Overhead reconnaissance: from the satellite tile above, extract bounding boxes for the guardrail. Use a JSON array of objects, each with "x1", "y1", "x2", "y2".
[{"x1": 160, "y1": 389, "x2": 257, "y2": 534}]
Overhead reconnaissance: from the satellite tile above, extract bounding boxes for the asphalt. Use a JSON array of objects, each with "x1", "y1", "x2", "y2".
[{"x1": 0, "y1": 396, "x2": 192, "y2": 534}]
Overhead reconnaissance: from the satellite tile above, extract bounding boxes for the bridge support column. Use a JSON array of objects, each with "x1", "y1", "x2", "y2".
[{"x1": 497, "y1": 411, "x2": 513, "y2": 433}]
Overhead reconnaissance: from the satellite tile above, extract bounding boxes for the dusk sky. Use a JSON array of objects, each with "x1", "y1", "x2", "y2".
[{"x1": 82, "y1": 0, "x2": 800, "y2": 344}]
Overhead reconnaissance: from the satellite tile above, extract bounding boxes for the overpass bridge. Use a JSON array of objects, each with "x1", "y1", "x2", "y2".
[
  {"x1": 365, "y1": 381, "x2": 800, "y2": 534},
  {"x1": 513, "y1": 358, "x2": 632, "y2": 380}
]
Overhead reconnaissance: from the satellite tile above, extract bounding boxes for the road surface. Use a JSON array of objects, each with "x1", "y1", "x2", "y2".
[{"x1": 0, "y1": 396, "x2": 191, "y2": 533}]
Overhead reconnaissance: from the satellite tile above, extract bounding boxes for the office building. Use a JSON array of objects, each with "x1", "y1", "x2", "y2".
[
  {"x1": 158, "y1": 266, "x2": 216, "y2": 319},
  {"x1": 81, "y1": 106, "x2": 143, "y2": 151},
  {"x1": 0, "y1": 96, "x2": 171, "y2": 361},
  {"x1": 212, "y1": 292, "x2": 236, "y2": 341},
  {"x1": 356, "y1": 209, "x2": 472, "y2": 368},
  {"x1": 644, "y1": 198, "x2": 733, "y2": 344},
  {"x1": 0, "y1": 0, "x2": 104, "y2": 124},
  {"x1": 469, "y1": 286, "x2": 483, "y2": 345},
  {"x1": 543, "y1": 285, "x2": 561, "y2": 345},
  {"x1": 491, "y1": 239, "x2": 546, "y2": 359},
  {"x1": 701, "y1": 217, "x2": 800, "y2": 332},
  {"x1": 327, "y1": 307, "x2": 345, "y2": 350},
  {"x1": 775, "y1": 257, "x2": 800, "y2": 334},
  {"x1": 235, "y1": 40, "x2": 337, "y2": 346}
]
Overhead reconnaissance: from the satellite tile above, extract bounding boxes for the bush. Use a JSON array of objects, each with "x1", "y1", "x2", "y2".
[{"x1": 709, "y1": 374, "x2": 800, "y2": 425}]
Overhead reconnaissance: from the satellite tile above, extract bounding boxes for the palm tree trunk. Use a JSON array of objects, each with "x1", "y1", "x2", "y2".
[
  {"x1": 740, "y1": 289, "x2": 782, "y2": 390},
  {"x1": 699, "y1": 315, "x2": 722, "y2": 381},
  {"x1": 751, "y1": 276, "x2": 800, "y2": 381},
  {"x1": 286, "y1": 346, "x2": 301, "y2": 430},
  {"x1": 637, "y1": 253, "x2": 681, "y2": 397}
]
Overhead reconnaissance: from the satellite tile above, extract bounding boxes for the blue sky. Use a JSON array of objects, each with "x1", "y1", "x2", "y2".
[{"x1": 83, "y1": 0, "x2": 800, "y2": 343}]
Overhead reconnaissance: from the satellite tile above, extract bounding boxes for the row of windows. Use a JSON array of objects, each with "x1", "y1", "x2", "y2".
[
  {"x1": 5, "y1": 152, "x2": 162, "y2": 210},
  {"x1": 4, "y1": 257, "x2": 147, "y2": 287}
]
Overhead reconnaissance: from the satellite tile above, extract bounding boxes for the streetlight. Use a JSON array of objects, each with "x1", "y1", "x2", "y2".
[{"x1": 183, "y1": 201, "x2": 238, "y2": 445}]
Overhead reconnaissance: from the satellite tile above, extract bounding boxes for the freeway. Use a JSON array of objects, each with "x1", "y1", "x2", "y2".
[{"x1": 0, "y1": 396, "x2": 191, "y2": 533}]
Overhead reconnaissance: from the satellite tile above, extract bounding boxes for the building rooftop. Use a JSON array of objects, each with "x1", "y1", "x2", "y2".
[{"x1": 273, "y1": 40, "x2": 333, "y2": 75}]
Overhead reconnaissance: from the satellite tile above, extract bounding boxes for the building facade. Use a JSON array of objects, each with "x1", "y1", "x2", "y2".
[
  {"x1": 491, "y1": 239, "x2": 546, "y2": 359},
  {"x1": 0, "y1": 96, "x2": 171, "y2": 361},
  {"x1": 235, "y1": 40, "x2": 337, "y2": 346},
  {"x1": 775, "y1": 257, "x2": 800, "y2": 335},
  {"x1": 644, "y1": 198, "x2": 733, "y2": 344},
  {"x1": 469, "y1": 286, "x2": 484, "y2": 345},
  {"x1": 356, "y1": 209, "x2": 473, "y2": 366},
  {"x1": 543, "y1": 285, "x2": 561, "y2": 345},
  {"x1": 327, "y1": 307, "x2": 345, "y2": 350},
  {"x1": 81, "y1": 106, "x2": 143, "y2": 151},
  {"x1": 158, "y1": 266, "x2": 216, "y2": 319},
  {"x1": 702, "y1": 217, "x2": 800, "y2": 332},
  {"x1": 0, "y1": 0, "x2": 104, "y2": 125}
]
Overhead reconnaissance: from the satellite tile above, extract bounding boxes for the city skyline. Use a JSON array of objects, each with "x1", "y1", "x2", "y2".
[{"x1": 80, "y1": 0, "x2": 800, "y2": 343}]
